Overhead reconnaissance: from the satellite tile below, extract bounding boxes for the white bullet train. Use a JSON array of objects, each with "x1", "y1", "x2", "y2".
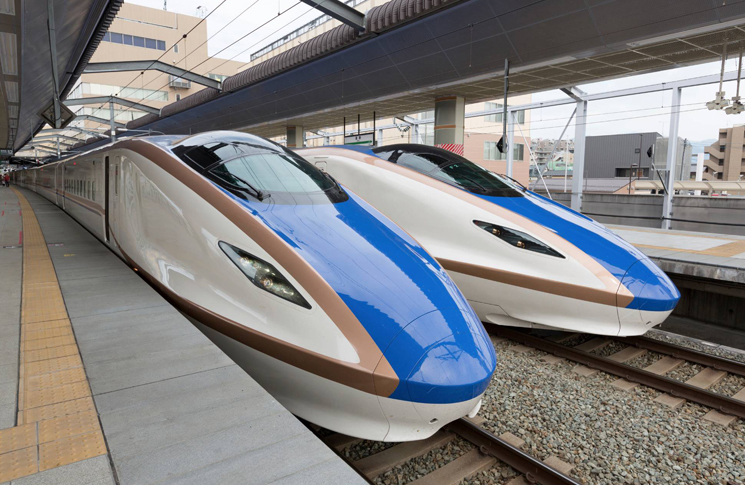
[
  {"x1": 297, "y1": 144, "x2": 680, "y2": 337},
  {"x1": 12, "y1": 132, "x2": 497, "y2": 441}
]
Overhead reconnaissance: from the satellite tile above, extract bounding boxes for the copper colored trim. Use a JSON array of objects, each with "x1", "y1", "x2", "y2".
[
  {"x1": 434, "y1": 124, "x2": 457, "y2": 130},
  {"x1": 299, "y1": 147, "x2": 632, "y2": 308},
  {"x1": 440, "y1": 258, "x2": 631, "y2": 307},
  {"x1": 114, "y1": 239, "x2": 399, "y2": 396},
  {"x1": 103, "y1": 139, "x2": 399, "y2": 397}
]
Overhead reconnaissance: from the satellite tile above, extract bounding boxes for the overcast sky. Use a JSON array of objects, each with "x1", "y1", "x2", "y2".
[{"x1": 129, "y1": 0, "x2": 745, "y2": 143}]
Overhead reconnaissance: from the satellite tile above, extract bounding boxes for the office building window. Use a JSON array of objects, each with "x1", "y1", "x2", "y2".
[
  {"x1": 207, "y1": 73, "x2": 228, "y2": 82},
  {"x1": 484, "y1": 103, "x2": 524, "y2": 124},
  {"x1": 484, "y1": 141, "x2": 524, "y2": 161},
  {"x1": 104, "y1": 31, "x2": 166, "y2": 51},
  {"x1": 175, "y1": 94, "x2": 181, "y2": 101},
  {"x1": 174, "y1": 44, "x2": 179, "y2": 53}
]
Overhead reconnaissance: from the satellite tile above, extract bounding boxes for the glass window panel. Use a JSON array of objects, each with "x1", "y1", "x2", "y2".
[
  {"x1": 145, "y1": 38, "x2": 156, "y2": 49},
  {"x1": 123, "y1": 34, "x2": 132, "y2": 45},
  {"x1": 133, "y1": 36, "x2": 144, "y2": 47},
  {"x1": 211, "y1": 152, "x2": 334, "y2": 194},
  {"x1": 110, "y1": 32, "x2": 123, "y2": 44},
  {"x1": 157, "y1": 40, "x2": 166, "y2": 51},
  {"x1": 103, "y1": 32, "x2": 110, "y2": 42},
  {"x1": 395, "y1": 153, "x2": 443, "y2": 173}
]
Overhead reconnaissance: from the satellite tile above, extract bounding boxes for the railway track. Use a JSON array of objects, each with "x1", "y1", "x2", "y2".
[
  {"x1": 487, "y1": 324, "x2": 745, "y2": 422},
  {"x1": 318, "y1": 417, "x2": 581, "y2": 485}
]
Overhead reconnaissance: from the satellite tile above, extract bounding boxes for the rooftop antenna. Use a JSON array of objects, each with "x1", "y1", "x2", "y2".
[{"x1": 163, "y1": 1, "x2": 166, "y2": 10}]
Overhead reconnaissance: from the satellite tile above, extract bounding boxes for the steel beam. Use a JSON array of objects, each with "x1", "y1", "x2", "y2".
[
  {"x1": 300, "y1": 0, "x2": 365, "y2": 31},
  {"x1": 73, "y1": 115, "x2": 125, "y2": 128},
  {"x1": 663, "y1": 87, "x2": 682, "y2": 230},
  {"x1": 571, "y1": 99, "x2": 588, "y2": 211},
  {"x1": 33, "y1": 135, "x2": 83, "y2": 144},
  {"x1": 65, "y1": 96, "x2": 160, "y2": 115},
  {"x1": 84, "y1": 61, "x2": 221, "y2": 90},
  {"x1": 39, "y1": 127, "x2": 104, "y2": 138},
  {"x1": 47, "y1": 0, "x2": 61, "y2": 129}
]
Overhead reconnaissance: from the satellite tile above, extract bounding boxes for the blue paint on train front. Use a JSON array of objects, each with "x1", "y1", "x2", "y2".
[{"x1": 218, "y1": 186, "x2": 496, "y2": 404}]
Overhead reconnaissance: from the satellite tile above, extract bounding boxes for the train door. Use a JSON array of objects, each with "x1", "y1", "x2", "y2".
[
  {"x1": 61, "y1": 164, "x2": 66, "y2": 210},
  {"x1": 108, "y1": 156, "x2": 120, "y2": 244},
  {"x1": 104, "y1": 157, "x2": 110, "y2": 242},
  {"x1": 55, "y1": 164, "x2": 60, "y2": 206}
]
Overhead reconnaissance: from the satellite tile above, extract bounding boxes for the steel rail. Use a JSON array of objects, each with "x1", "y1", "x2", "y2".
[
  {"x1": 487, "y1": 325, "x2": 745, "y2": 419},
  {"x1": 448, "y1": 419, "x2": 581, "y2": 485},
  {"x1": 617, "y1": 335, "x2": 745, "y2": 378}
]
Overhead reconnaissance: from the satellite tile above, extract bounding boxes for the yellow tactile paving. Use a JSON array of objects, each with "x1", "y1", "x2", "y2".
[
  {"x1": 0, "y1": 424, "x2": 37, "y2": 455},
  {"x1": 38, "y1": 410, "x2": 100, "y2": 444},
  {"x1": 0, "y1": 446, "x2": 38, "y2": 483},
  {"x1": 24, "y1": 318, "x2": 73, "y2": 333},
  {"x1": 24, "y1": 335, "x2": 77, "y2": 352},
  {"x1": 25, "y1": 355, "x2": 83, "y2": 377},
  {"x1": 22, "y1": 398, "x2": 96, "y2": 425},
  {"x1": 25, "y1": 326, "x2": 74, "y2": 341},
  {"x1": 39, "y1": 430, "x2": 107, "y2": 471},
  {"x1": 24, "y1": 344, "x2": 80, "y2": 363},
  {"x1": 0, "y1": 189, "x2": 108, "y2": 482},
  {"x1": 26, "y1": 368, "x2": 88, "y2": 393},
  {"x1": 25, "y1": 381, "x2": 91, "y2": 410}
]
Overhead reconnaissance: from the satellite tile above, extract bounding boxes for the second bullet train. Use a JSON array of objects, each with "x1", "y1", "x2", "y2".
[
  {"x1": 297, "y1": 144, "x2": 680, "y2": 337},
  {"x1": 12, "y1": 132, "x2": 497, "y2": 441}
]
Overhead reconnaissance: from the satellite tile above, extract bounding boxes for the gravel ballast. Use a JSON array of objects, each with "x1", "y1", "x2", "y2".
[{"x1": 476, "y1": 338, "x2": 745, "y2": 485}]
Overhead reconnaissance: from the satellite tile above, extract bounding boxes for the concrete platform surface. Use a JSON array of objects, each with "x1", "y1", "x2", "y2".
[
  {"x1": 0, "y1": 188, "x2": 364, "y2": 485},
  {"x1": 609, "y1": 225, "x2": 745, "y2": 283}
]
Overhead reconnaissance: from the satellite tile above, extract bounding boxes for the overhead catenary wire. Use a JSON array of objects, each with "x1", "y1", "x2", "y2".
[
  {"x1": 114, "y1": 0, "x2": 311, "y2": 119},
  {"x1": 83, "y1": 0, "x2": 230, "y2": 128},
  {"x1": 87, "y1": 0, "x2": 745, "y2": 139}
]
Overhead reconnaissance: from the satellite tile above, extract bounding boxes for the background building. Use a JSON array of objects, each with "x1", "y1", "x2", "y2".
[
  {"x1": 67, "y1": 3, "x2": 243, "y2": 133},
  {"x1": 704, "y1": 126, "x2": 745, "y2": 181}
]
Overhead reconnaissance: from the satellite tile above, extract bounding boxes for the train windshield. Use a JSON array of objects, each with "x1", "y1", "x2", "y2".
[
  {"x1": 172, "y1": 132, "x2": 347, "y2": 204},
  {"x1": 372, "y1": 145, "x2": 523, "y2": 197}
]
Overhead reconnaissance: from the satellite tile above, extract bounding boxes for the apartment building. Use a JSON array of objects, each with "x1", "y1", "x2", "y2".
[
  {"x1": 252, "y1": 0, "x2": 532, "y2": 183},
  {"x1": 67, "y1": 3, "x2": 243, "y2": 133},
  {"x1": 704, "y1": 126, "x2": 745, "y2": 181}
]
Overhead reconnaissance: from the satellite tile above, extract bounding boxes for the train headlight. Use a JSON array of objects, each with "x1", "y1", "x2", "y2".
[
  {"x1": 220, "y1": 242, "x2": 311, "y2": 309},
  {"x1": 473, "y1": 221, "x2": 564, "y2": 259}
]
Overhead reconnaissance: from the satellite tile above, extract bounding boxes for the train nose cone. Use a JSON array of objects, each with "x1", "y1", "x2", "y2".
[
  {"x1": 620, "y1": 258, "x2": 680, "y2": 313},
  {"x1": 379, "y1": 307, "x2": 497, "y2": 404}
]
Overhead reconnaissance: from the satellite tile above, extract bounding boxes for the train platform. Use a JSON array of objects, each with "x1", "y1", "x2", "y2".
[
  {"x1": 0, "y1": 187, "x2": 365, "y2": 485},
  {"x1": 608, "y1": 225, "x2": 745, "y2": 284}
]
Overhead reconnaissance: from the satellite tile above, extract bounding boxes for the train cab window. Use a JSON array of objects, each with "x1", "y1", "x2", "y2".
[
  {"x1": 396, "y1": 153, "x2": 444, "y2": 174},
  {"x1": 210, "y1": 152, "x2": 337, "y2": 198}
]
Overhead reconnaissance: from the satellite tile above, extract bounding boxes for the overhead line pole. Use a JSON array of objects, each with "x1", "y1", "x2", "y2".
[{"x1": 503, "y1": 59, "x2": 510, "y2": 177}]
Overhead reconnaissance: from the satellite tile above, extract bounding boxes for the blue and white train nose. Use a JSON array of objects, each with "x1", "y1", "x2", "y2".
[
  {"x1": 618, "y1": 257, "x2": 680, "y2": 332},
  {"x1": 375, "y1": 307, "x2": 496, "y2": 441}
]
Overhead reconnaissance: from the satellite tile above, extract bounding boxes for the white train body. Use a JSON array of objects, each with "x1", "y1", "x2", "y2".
[{"x1": 12, "y1": 133, "x2": 497, "y2": 442}]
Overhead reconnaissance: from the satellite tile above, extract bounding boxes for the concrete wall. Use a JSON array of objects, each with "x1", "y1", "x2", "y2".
[{"x1": 549, "y1": 193, "x2": 745, "y2": 235}]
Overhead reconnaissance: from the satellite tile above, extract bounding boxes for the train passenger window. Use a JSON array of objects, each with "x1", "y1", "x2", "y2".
[{"x1": 210, "y1": 152, "x2": 336, "y2": 195}]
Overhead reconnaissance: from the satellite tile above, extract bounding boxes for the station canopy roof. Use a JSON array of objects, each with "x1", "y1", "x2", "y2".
[
  {"x1": 2, "y1": 0, "x2": 122, "y2": 157},
  {"x1": 126, "y1": 0, "x2": 745, "y2": 140}
]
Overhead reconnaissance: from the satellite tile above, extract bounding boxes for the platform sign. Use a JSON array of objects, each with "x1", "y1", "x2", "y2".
[{"x1": 344, "y1": 132, "x2": 374, "y2": 146}]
